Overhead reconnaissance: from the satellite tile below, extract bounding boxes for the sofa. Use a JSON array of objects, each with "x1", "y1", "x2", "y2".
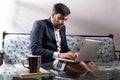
[{"x1": 0, "y1": 31, "x2": 119, "y2": 80}]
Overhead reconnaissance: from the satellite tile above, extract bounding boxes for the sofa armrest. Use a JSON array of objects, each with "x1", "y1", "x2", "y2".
[{"x1": 115, "y1": 50, "x2": 120, "y2": 60}]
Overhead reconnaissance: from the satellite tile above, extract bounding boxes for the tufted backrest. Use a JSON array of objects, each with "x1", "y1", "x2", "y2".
[{"x1": 3, "y1": 32, "x2": 115, "y2": 65}]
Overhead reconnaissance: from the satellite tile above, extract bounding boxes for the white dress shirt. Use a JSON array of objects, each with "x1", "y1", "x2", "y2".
[
  {"x1": 53, "y1": 28, "x2": 61, "y2": 58},
  {"x1": 52, "y1": 28, "x2": 66, "y2": 71}
]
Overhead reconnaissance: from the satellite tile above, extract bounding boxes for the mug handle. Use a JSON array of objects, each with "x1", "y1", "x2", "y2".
[{"x1": 22, "y1": 59, "x2": 29, "y2": 69}]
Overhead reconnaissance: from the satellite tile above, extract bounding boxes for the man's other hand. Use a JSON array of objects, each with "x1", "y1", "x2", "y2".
[{"x1": 58, "y1": 51, "x2": 78, "y2": 60}]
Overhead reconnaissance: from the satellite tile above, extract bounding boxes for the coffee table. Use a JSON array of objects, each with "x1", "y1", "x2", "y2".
[
  {"x1": 13, "y1": 62, "x2": 120, "y2": 80},
  {"x1": 0, "y1": 62, "x2": 120, "y2": 80},
  {"x1": 49, "y1": 66, "x2": 120, "y2": 80}
]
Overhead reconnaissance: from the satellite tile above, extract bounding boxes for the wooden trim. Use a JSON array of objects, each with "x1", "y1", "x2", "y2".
[{"x1": 66, "y1": 34, "x2": 113, "y2": 39}]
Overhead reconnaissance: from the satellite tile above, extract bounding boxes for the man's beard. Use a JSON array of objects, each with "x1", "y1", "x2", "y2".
[
  {"x1": 53, "y1": 22, "x2": 63, "y2": 29},
  {"x1": 54, "y1": 24, "x2": 63, "y2": 29},
  {"x1": 52, "y1": 19, "x2": 63, "y2": 29}
]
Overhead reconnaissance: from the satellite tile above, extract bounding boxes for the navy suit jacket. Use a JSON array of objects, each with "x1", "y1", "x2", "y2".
[{"x1": 30, "y1": 18, "x2": 70, "y2": 70}]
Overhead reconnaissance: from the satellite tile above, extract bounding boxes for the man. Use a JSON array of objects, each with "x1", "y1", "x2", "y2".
[{"x1": 30, "y1": 3, "x2": 98, "y2": 75}]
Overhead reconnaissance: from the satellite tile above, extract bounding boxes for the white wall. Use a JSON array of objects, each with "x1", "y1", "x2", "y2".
[
  {"x1": 0, "y1": 0, "x2": 120, "y2": 50},
  {"x1": 0, "y1": 0, "x2": 16, "y2": 49}
]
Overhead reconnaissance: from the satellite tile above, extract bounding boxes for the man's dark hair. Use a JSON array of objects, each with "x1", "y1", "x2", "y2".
[{"x1": 53, "y1": 3, "x2": 71, "y2": 16}]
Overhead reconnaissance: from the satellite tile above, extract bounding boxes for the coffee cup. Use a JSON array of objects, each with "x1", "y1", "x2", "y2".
[{"x1": 22, "y1": 56, "x2": 41, "y2": 73}]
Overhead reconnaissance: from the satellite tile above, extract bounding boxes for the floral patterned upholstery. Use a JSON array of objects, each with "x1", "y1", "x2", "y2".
[
  {"x1": 66, "y1": 35, "x2": 115, "y2": 65},
  {"x1": 3, "y1": 34, "x2": 115, "y2": 64},
  {"x1": 4, "y1": 34, "x2": 32, "y2": 64}
]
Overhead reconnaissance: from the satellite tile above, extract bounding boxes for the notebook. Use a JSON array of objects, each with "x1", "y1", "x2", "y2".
[{"x1": 56, "y1": 39, "x2": 101, "y2": 62}]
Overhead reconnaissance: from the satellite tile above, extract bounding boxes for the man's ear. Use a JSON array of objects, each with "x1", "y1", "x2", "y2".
[{"x1": 51, "y1": 12, "x2": 55, "y2": 18}]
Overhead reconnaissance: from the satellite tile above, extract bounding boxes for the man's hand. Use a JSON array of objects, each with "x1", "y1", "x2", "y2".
[{"x1": 58, "y1": 51, "x2": 78, "y2": 60}]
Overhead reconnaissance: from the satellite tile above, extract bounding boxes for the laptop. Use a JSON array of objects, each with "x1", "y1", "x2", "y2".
[{"x1": 56, "y1": 39, "x2": 101, "y2": 62}]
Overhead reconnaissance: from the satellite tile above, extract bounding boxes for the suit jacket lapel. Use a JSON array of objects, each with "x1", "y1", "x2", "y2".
[
  {"x1": 48, "y1": 26, "x2": 56, "y2": 40},
  {"x1": 47, "y1": 18, "x2": 65, "y2": 42},
  {"x1": 59, "y1": 27, "x2": 65, "y2": 44},
  {"x1": 47, "y1": 18, "x2": 56, "y2": 40}
]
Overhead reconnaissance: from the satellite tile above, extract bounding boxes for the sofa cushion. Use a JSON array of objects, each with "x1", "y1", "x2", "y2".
[
  {"x1": 4, "y1": 34, "x2": 32, "y2": 64},
  {"x1": 66, "y1": 35, "x2": 115, "y2": 64}
]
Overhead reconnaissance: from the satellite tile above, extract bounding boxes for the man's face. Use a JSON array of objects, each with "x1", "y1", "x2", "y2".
[{"x1": 51, "y1": 13, "x2": 68, "y2": 29}]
